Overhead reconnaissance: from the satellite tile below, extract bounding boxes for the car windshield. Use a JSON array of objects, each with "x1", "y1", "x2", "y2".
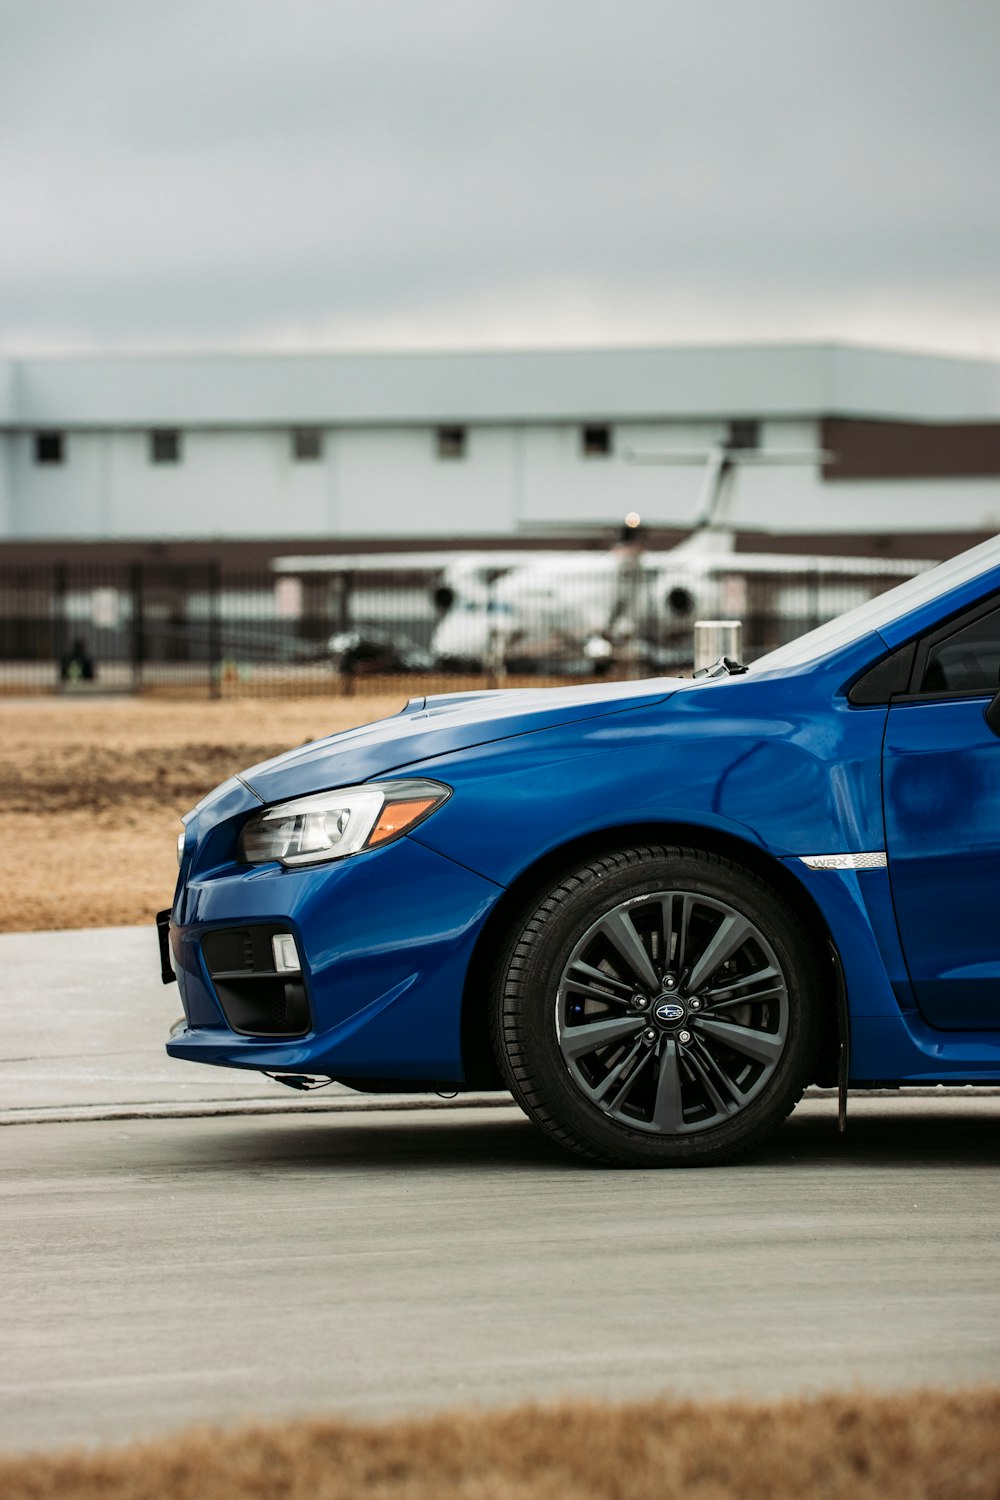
[{"x1": 751, "y1": 534, "x2": 1000, "y2": 672}]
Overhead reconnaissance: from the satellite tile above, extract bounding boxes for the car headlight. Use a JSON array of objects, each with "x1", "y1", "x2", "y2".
[{"x1": 238, "y1": 779, "x2": 451, "y2": 867}]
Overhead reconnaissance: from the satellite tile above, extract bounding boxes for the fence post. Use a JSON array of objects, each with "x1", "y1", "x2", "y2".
[
  {"x1": 130, "y1": 563, "x2": 144, "y2": 692},
  {"x1": 208, "y1": 561, "x2": 221, "y2": 699},
  {"x1": 337, "y1": 571, "x2": 355, "y2": 695},
  {"x1": 693, "y1": 619, "x2": 743, "y2": 673},
  {"x1": 52, "y1": 563, "x2": 68, "y2": 692}
]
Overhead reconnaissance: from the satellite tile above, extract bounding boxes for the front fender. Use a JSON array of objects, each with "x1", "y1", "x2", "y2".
[{"x1": 409, "y1": 684, "x2": 888, "y2": 886}]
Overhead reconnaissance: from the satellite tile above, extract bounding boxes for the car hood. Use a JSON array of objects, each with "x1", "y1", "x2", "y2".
[{"x1": 239, "y1": 678, "x2": 682, "y2": 803}]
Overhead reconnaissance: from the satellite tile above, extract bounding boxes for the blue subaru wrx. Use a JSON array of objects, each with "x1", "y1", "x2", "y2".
[{"x1": 161, "y1": 536, "x2": 1000, "y2": 1166}]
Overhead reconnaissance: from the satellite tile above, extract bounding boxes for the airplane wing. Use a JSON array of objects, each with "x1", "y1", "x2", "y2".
[
  {"x1": 271, "y1": 551, "x2": 604, "y2": 575},
  {"x1": 642, "y1": 551, "x2": 932, "y2": 578}
]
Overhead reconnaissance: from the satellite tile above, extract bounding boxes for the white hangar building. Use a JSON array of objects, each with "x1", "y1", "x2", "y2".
[{"x1": 1, "y1": 342, "x2": 999, "y2": 559}]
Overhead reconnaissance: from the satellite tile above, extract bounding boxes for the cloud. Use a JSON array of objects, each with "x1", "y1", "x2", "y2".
[{"x1": 0, "y1": 0, "x2": 998, "y2": 354}]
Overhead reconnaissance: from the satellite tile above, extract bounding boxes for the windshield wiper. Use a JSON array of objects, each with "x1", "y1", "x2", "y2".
[{"x1": 693, "y1": 656, "x2": 749, "y2": 679}]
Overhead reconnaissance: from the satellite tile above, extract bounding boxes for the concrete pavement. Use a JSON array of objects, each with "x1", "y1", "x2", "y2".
[{"x1": 2, "y1": 1098, "x2": 999, "y2": 1451}]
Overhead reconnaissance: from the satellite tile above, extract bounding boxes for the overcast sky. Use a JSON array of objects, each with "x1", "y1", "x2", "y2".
[{"x1": 1, "y1": 0, "x2": 998, "y2": 357}]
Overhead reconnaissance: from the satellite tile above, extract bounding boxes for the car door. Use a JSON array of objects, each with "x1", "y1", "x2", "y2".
[{"x1": 883, "y1": 596, "x2": 1000, "y2": 1030}]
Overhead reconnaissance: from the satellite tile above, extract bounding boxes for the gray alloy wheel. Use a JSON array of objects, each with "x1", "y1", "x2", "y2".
[{"x1": 491, "y1": 845, "x2": 822, "y2": 1167}]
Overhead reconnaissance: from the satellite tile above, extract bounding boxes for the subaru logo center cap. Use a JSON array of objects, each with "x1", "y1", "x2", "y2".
[{"x1": 654, "y1": 1000, "x2": 686, "y2": 1023}]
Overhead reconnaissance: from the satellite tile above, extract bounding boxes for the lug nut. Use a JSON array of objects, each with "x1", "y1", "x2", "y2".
[
  {"x1": 663, "y1": 974, "x2": 676, "y2": 989},
  {"x1": 688, "y1": 999, "x2": 702, "y2": 1012},
  {"x1": 677, "y1": 1030, "x2": 692, "y2": 1044},
  {"x1": 632, "y1": 994, "x2": 649, "y2": 1010},
  {"x1": 643, "y1": 1028, "x2": 657, "y2": 1043}
]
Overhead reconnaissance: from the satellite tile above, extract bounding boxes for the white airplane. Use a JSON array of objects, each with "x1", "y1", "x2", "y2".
[
  {"x1": 272, "y1": 442, "x2": 932, "y2": 673},
  {"x1": 426, "y1": 440, "x2": 932, "y2": 671},
  {"x1": 426, "y1": 528, "x2": 929, "y2": 673}
]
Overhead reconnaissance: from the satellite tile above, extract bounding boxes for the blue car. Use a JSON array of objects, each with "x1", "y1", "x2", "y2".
[{"x1": 161, "y1": 536, "x2": 1000, "y2": 1166}]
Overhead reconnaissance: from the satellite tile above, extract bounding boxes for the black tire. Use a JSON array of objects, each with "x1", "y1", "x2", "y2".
[{"x1": 490, "y1": 845, "x2": 823, "y2": 1167}]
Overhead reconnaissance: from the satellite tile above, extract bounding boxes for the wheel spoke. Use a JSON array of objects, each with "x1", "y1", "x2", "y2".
[
  {"x1": 605, "y1": 1045, "x2": 655, "y2": 1113},
  {"x1": 685, "y1": 912, "x2": 755, "y2": 993},
  {"x1": 564, "y1": 958, "x2": 636, "y2": 1004},
  {"x1": 703, "y1": 985, "x2": 785, "y2": 1014},
  {"x1": 703, "y1": 964, "x2": 780, "y2": 998},
  {"x1": 564, "y1": 977, "x2": 636, "y2": 1007},
  {"x1": 587, "y1": 1038, "x2": 648, "y2": 1106},
  {"x1": 656, "y1": 894, "x2": 680, "y2": 966},
  {"x1": 661, "y1": 892, "x2": 692, "y2": 974},
  {"x1": 596, "y1": 909, "x2": 660, "y2": 992},
  {"x1": 651, "y1": 1038, "x2": 685, "y2": 1133},
  {"x1": 559, "y1": 1014, "x2": 644, "y2": 1062},
  {"x1": 695, "y1": 1014, "x2": 785, "y2": 1065},
  {"x1": 685, "y1": 1038, "x2": 743, "y2": 1115}
]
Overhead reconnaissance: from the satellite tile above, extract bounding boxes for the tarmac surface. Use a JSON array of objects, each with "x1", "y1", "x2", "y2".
[{"x1": 2, "y1": 927, "x2": 999, "y2": 1452}]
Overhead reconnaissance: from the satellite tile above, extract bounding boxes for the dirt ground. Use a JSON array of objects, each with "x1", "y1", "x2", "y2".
[{"x1": 0, "y1": 694, "x2": 407, "y2": 932}]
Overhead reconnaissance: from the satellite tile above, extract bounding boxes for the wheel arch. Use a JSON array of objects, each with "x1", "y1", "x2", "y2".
[{"x1": 459, "y1": 819, "x2": 842, "y2": 1090}]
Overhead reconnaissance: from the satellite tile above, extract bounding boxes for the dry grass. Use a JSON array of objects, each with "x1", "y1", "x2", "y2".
[
  {"x1": 0, "y1": 695, "x2": 406, "y2": 932},
  {"x1": 1, "y1": 1389, "x2": 998, "y2": 1500}
]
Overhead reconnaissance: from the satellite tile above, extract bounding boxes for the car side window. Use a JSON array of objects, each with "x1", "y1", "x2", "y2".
[{"x1": 920, "y1": 606, "x2": 1000, "y2": 695}]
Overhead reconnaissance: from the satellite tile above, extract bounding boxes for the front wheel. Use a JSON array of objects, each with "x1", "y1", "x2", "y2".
[{"x1": 491, "y1": 846, "x2": 823, "y2": 1167}]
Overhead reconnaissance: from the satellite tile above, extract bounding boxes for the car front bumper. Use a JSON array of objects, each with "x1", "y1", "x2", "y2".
[{"x1": 165, "y1": 832, "x2": 501, "y2": 1084}]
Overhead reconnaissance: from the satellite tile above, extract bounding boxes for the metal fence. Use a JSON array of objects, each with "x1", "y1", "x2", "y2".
[{"x1": 0, "y1": 556, "x2": 925, "y2": 697}]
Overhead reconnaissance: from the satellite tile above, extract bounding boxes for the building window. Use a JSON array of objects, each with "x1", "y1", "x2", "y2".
[
  {"x1": 292, "y1": 428, "x2": 323, "y2": 462},
  {"x1": 436, "y1": 425, "x2": 466, "y2": 460},
  {"x1": 581, "y1": 424, "x2": 612, "y2": 457},
  {"x1": 35, "y1": 431, "x2": 64, "y2": 465},
  {"x1": 150, "y1": 429, "x2": 181, "y2": 464},
  {"x1": 727, "y1": 419, "x2": 760, "y2": 451}
]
